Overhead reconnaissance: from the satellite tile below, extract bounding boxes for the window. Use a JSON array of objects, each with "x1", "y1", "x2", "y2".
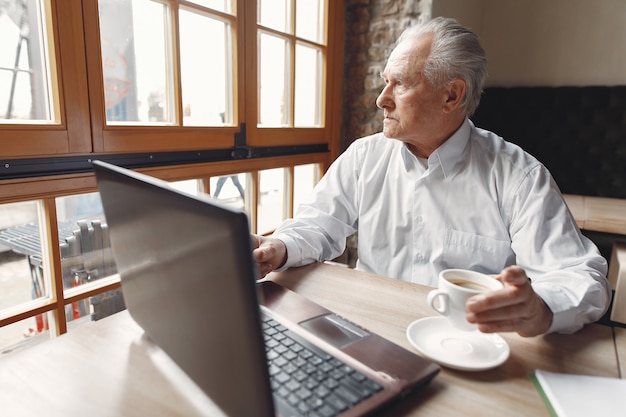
[
  {"x1": 87, "y1": 0, "x2": 240, "y2": 152},
  {"x1": 250, "y1": 0, "x2": 340, "y2": 146},
  {"x1": 258, "y1": 0, "x2": 325, "y2": 128},
  {"x1": 1, "y1": 0, "x2": 91, "y2": 156},
  {"x1": 0, "y1": 0, "x2": 343, "y2": 354},
  {"x1": 97, "y1": 0, "x2": 235, "y2": 127},
  {"x1": 0, "y1": 0, "x2": 58, "y2": 124}
]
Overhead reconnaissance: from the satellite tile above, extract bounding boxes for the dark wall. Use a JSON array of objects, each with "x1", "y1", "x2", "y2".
[{"x1": 472, "y1": 86, "x2": 626, "y2": 199}]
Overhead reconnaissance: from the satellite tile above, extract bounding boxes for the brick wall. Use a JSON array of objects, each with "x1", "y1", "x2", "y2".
[
  {"x1": 340, "y1": 0, "x2": 429, "y2": 150},
  {"x1": 336, "y1": 1, "x2": 430, "y2": 266}
]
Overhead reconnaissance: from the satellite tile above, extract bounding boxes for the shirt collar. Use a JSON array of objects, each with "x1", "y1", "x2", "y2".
[
  {"x1": 400, "y1": 118, "x2": 472, "y2": 176},
  {"x1": 428, "y1": 118, "x2": 472, "y2": 178}
]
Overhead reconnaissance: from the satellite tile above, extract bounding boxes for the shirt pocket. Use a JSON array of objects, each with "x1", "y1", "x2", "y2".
[{"x1": 443, "y1": 228, "x2": 513, "y2": 273}]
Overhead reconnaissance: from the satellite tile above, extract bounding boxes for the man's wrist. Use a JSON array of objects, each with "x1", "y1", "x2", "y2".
[{"x1": 276, "y1": 240, "x2": 288, "y2": 269}]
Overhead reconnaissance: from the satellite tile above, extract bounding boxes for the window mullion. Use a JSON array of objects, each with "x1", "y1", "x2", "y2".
[
  {"x1": 170, "y1": 3, "x2": 183, "y2": 126},
  {"x1": 249, "y1": 170, "x2": 259, "y2": 233},
  {"x1": 284, "y1": 166, "x2": 294, "y2": 218},
  {"x1": 40, "y1": 197, "x2": 67, "y2": 336}
]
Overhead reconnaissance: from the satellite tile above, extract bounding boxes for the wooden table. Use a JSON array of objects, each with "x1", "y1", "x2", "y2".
[{"x1": 0, "y1": 262, "x2": 620, "y2": 416}]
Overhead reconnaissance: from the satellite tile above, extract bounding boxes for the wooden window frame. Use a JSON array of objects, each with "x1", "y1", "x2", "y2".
[{"x1": 0, "y1": 0, "x2": 343, "y2": 343}]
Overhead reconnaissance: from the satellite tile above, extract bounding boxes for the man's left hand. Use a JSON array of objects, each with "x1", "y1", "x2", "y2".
[{"x1": 465, "y1": 266, "x2": 553, "y2": 337}]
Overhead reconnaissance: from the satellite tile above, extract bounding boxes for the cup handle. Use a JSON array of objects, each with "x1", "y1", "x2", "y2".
[{"x1": 427, "y1": 290, "x2": 449, "y2": 315}]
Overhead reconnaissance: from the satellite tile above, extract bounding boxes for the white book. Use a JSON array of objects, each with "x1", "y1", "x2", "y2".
[{"x1": 532, "y1": 369, "x2": 626, "y2": 417}]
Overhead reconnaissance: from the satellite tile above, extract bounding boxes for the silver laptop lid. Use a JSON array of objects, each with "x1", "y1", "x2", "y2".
[{"x1": 92, "y1": 160, "x2": 274, "y2": 417}]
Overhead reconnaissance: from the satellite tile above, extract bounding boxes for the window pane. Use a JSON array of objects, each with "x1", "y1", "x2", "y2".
[
  {"x1": 0, "y1": 316, "x2": 49, "y2": 357},
  {"x1": 56, "y1": 193, "x2": 117, "y2": 310},
  {"x1": 186, "y1": 0, "x2": 233, "y2": 14},
  {"x1": 180, "y1": 9, "x2": 232, "y2": 126},
  {"x1": 0, "y1": 201, "x2": 55, "y2": 347},
  {"x1": 294, "y1": 43, "x2": 321, "y2": 127},
  {"x1": 210, "y1": 174, "x2": 246, "y2": 210},
  {"x1": 71, "y1": 287, "x2": 126, "y2": 324},
  {"x1": 293, "y1": 163, "x2": 320, "y2": 212},
  {"x1": 0, "y1": 201, "x2": 45, "y2": 313},
  {"x1": 257, "y1": 168, "x2": 286, "y2": 234},
  {"x1": 0, "y1": 250, "x2": 33, "y2": 308},
  {"x1": 296, "y1": 0, "x2": 324, "y2": 43},
  {"x1": 259, "y1": 33, "x2": 289, "y2": 127},
  {"x1": 258, "y1": 0, "x2": 289, "y2": 33},
  {"x1": 170, "y1": 179, "x2": 203, "y2": 196},
  {"x1": 99, "y1": 0, "x2": 172, "y2": 124},
  {"x1": 0, "y1": 0, "x2": 57, "y2": 123},
  {"x1": 56, "y1": 194, "x2": 122, "y2": 324}
]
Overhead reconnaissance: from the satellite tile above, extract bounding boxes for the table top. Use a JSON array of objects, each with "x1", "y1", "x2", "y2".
[{"x1": 0, "y1": 262, "x2": 620, "y2": 416}]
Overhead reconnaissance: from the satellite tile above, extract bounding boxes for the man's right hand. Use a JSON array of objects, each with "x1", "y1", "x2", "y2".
[{"x1": 251, "y1": 234, "x2": 288, "y2": 279}]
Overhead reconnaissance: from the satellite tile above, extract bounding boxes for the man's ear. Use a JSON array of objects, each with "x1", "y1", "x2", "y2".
[{"x1": 442, "y1": 78, "x2": 466, "y2": 113}]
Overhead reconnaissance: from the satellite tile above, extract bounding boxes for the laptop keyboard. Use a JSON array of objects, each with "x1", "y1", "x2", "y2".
[{"x1": 262, "y1": 315, "x2": 383, "y2": 417}]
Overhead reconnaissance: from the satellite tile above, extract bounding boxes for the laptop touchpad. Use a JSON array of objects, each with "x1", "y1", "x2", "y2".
[{"x1": 300, "y1": 314, "x2": 370, "y2": 349}]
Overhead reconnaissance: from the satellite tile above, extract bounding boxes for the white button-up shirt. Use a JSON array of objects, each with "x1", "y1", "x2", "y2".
[{"x1": 274, "y1": 119, "x2": 611, "y2": 333}]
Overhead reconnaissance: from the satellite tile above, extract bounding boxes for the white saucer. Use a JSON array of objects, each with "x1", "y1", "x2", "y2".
[{"x1": 406, "y1": 316, "x2": 510, "y2": 371}]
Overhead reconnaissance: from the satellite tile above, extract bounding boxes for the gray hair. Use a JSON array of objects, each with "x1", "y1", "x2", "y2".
[{"x1": 398, "y1": 17, "x2": 488, "y2": 116}]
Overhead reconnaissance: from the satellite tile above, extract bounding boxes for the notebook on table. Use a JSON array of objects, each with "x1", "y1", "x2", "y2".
[{"x1": 92, "y1": 160, "x2": 440, "y2": 417}]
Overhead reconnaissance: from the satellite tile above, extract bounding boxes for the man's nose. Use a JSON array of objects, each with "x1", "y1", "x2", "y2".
[{"x1": 376, "y1": 84, "x2": 393, "y2": 109}]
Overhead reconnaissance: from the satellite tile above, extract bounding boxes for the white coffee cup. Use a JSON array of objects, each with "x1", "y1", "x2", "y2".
[{"x1": 427, "y1": 269, "x2": 504, "y2": 331}]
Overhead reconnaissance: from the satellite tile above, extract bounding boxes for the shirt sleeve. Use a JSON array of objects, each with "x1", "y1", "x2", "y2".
[
  {"x1": 272, "y1": 144, "x2": 361, "y2": 269},
  {"x1": 507, "y1": 165, "x2": 611, "y2": 333}
]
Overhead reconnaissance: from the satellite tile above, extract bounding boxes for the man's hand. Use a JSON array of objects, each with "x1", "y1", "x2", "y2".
[
  {"x1": 465, "y1": 266, "x2": 553, "y2": 337},
  {"x1": 251, "y1": 234, "x2": 288, "y2": 279}
]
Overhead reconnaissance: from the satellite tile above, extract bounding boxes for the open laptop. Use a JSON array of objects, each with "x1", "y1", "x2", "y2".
[{"x1": 92, "y1": 160, "x2": 439, "y2": 417}]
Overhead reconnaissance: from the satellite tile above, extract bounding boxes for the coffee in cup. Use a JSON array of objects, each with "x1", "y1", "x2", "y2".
[{"x1": 427, "y1": 269, "x2": 503, "y2": 331}]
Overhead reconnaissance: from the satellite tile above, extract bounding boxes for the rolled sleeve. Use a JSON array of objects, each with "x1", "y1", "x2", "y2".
[{"x1": 532, "y1": 271, "x2": 611, "y2": 334}]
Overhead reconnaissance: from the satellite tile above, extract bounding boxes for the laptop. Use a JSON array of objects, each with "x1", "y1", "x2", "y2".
[{"x1": 92, "y1": 160, "x2": 440, "y2": 417}]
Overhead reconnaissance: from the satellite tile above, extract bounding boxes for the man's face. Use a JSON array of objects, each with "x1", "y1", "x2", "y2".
[{"x1": 376, "y1": 35, "x2": 448, "y2": 146}]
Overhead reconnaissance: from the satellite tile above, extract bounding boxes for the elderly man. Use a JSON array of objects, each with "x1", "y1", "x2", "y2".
[{"x1": 252, "y1": 17, "x2": 610, "y2": 337}]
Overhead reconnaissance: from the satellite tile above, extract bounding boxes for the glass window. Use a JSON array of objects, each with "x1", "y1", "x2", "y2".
[
  {"x1": 0, "y1": 316, "x2": 48, "y2": 357},
  {"x1": 170, "y1": 179, "x2": 203, "y2": 196},
  {"x1": 258, "y1": 0, "x2": 289, "y2": 33},
  {"x1": 56, "y1": 194, "x2": 123, "y2": 324},
  {"x1": 0, "y1": 249, "x2": 33, "y2": 308},
  {"x1": 0, "y1": 201, "x2": 45, "y2": 308},
  {"x1": 210, "y1": 173, "x2": 246, "y2": 209},
  {"x1": 180, "y1": 8, "x2": 233, "y2": 126},
  {"x1": 0, "y1": 201, "x2": 49, "y2": 344},
  {"x1": 256, "y1": 0, "x2": 326, "y2": 130},
  {"x1": 67, "y1": 287, "x2": 126, "y2": 325},
  {"x1": 257, "y1": 168, "x2": 286, "y2": 234},
  {"x1": 0, "y1": 0, "x2": 341, "y2": 348},
  {"x1": 294, "y1": 43, "x2": 322, "y2": 127},
  {"x1": 258, "y1": 32, "x2": 289, "y2": 127},
  {"x1": 97, "y1": 0, "x2": 236, "y2": 128},
  {"x1": 0, "y1": 0, "x2": 58, "y2": 123},
  {"x1": 295, "y1": 0, "x2": 324, "y2": 43},
  {"x1": 293, "y1": 163, "x2": 320, "y2": 212},
  {"x1": 98, "y1": 0, "x2": 172, "y2": 124},
  {"x1": 187, "y1": 0, "x2": 233, "y2": 14},
  {"x1": 56, "y1": 194, "x2": 117, "y2": 300}
]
